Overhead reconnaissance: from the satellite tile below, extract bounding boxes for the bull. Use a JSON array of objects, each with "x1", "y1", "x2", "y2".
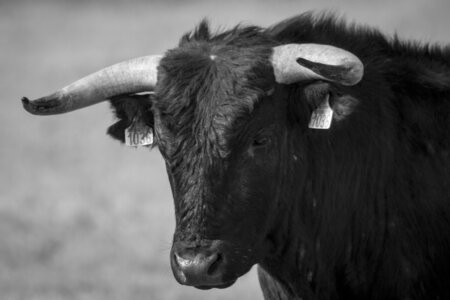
[{"x1": 22, "y1": 13, "x2": 450, "y2": 300}]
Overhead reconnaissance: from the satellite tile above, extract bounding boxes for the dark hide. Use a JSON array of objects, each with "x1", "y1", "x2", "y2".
[
  {"x1": 153, "y1": 22, "x2": 280, "y2": 283},
  {"x1": 108, "y1": 13, "x2": 450, "y2": 300}
]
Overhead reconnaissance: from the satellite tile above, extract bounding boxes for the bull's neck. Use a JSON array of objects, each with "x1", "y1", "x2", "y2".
[
  {"x1": 260, "y1": 177, "x2": 327, "y2": 299},
  {"x1": 259, "y1": 129, "x2": 393, "y2": 299},
  {"x1": 258, "y1": 143, "x2": 323, "y2": 298}
]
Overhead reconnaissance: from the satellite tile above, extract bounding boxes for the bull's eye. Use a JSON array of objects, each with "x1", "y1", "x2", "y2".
[
  {"x1": 248, "y1": 134, "x2": 272, "y2": 157},
  {"x1": 252, "y1": 135, "x2": 270, "y2": 148}
]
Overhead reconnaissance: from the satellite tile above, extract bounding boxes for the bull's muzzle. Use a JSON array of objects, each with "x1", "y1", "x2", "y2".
[{"x1": 170, "y1": 240, "x2": 236, "y2": 289}]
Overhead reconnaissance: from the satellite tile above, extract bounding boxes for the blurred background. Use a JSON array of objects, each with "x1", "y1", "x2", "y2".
[{"x1": 1, "y1": 0, "x2": 448, "y2": 299}]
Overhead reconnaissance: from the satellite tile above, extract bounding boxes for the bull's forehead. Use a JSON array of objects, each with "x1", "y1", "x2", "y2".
[{"x1": 154, "y1": 42, "x2": 274, "y2": 131}]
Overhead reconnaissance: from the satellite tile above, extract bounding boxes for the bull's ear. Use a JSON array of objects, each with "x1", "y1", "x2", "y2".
[
  {"x1": 107, "y1": 94, "x2": 154, "y2": 144},
  {"x1": 302, "y1": 82, "x2": 359, "y2": 127}
]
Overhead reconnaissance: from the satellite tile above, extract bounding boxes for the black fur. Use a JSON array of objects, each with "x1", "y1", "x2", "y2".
[{"x1": 108, "y1": 13, "x2": 450, "y2": 300}]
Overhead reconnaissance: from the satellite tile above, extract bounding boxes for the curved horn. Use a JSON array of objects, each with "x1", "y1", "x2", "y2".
[
  {"x1": 22, "y1": 55, "x2": 162, "y2": 115},
  {"x1": 271, "y1": 44, "x2": 363, "y2": 86}
]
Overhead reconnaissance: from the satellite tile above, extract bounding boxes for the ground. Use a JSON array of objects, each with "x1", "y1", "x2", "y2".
[{"x1": 1, "y1": 0, "x2": 449, "y2": 299}]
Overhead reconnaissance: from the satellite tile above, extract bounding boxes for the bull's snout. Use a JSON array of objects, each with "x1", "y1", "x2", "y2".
[{"x1": 170, "y1": 240, "x2": 234, "y2": 289}]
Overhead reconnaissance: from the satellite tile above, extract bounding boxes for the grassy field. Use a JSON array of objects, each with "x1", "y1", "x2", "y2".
[{"x1": 1, "y1": 0, "x2": 449, "y2": 299}]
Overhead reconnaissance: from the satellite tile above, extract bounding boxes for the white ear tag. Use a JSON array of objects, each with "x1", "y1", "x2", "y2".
[
  {"x1": 308, "y1": 94, "x2": 333, "y2": 130},
  {"x1": 125, "y1": 118, "x2": 154, "y2": 147}
]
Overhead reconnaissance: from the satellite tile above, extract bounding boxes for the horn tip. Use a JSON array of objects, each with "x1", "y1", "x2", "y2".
[
  {"x1": 21, "y1": 95, "x2": 60, "y2": 115},
  {"x1": 21, "y1": 96, "x2": 30, "y2": 105},
  {"x1": 21, "y1": 96, "x2": 39, "y2": 114}
]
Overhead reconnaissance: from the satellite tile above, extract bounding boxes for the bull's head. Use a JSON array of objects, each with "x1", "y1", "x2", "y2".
[{"x1": 22, "y1": 22, "x2": 363, "y2": 289}]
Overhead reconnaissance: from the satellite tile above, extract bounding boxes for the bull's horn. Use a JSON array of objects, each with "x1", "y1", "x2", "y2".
[
  {"x1": 22, "y1": 55, "x2": 162, "y2": 115},
  {"x1": 271, "y1": 44, "x2": 363, "y2": 86}
]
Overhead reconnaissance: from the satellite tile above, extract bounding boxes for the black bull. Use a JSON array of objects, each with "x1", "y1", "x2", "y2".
[{"x1": 22, "y1": 14, "x2": 450, "y2": 300}]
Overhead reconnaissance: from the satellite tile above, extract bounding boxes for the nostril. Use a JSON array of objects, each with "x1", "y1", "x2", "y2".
[
  {"x1": 171, "y1": 241, "x2": 228, "y2": 286},
  {"x1": 206, "y1": 253, "x2": 222, "y2": 276},
  {"x1": 174, "y1": 251, "x2": 192, "y2": 269},
  {"x1": 173, "y1": 252, "x2": 179, "y2": 266}
]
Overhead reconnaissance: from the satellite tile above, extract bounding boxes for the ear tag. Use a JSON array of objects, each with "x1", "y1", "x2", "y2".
[
  {"x1": 125, "y1": 118, "x2": 154, "y2": 147},
  {"x1": 308, "y1": 94, "x2": 333, "y2": 130}
]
